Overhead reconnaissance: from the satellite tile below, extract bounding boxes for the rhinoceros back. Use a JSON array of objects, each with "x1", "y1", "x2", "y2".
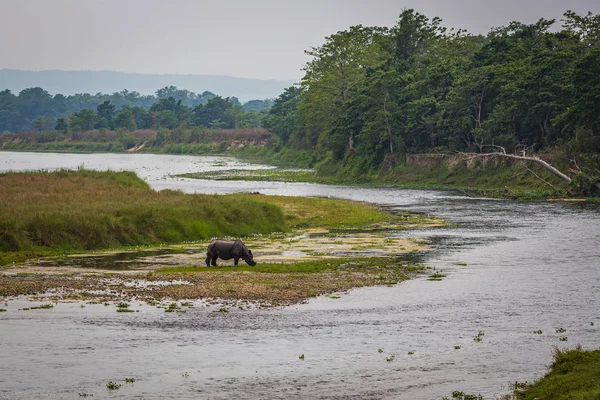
[{"x1": 207, "y1": 239, "x2": 245, "y2": 260}]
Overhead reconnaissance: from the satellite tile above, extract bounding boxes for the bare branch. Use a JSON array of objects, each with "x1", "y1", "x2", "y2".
[
  {"x1": 460, "y1": 151, "x2": 572, "y2": 183},
  {"x1": 526, "y1": 167, "x2": 558, "y2": 191}
]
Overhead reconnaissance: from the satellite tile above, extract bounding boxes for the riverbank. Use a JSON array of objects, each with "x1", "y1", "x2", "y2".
[
  {"x1": 513, "y1": 346, "x2": 600, "y2": 400},
  {"x1": 4, "y1": 138, "x2": 597, "y2": 200}
]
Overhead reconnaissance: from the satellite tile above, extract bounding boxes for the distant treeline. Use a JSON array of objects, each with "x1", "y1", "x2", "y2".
[
  {"x1": 0, "y1": 85, "x2": 274, "y2": 132},
  {"x1": 264, "y1": 9, "x2": 600, "y2": 174}
]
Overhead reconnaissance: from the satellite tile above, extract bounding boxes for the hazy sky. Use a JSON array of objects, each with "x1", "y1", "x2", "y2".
[{"x1": 1, "y1": 0, "x2": 599, "y2": 80}]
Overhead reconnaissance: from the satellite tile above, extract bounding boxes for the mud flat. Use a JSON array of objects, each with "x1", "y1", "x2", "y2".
[{"x1": 0, "y1": 218, "x2": 442, "y2": 307}]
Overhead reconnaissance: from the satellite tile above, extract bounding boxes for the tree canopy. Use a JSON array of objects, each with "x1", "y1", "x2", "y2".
[{"x1": 265, "y1": 9, "x2": 600, "y2": 173}]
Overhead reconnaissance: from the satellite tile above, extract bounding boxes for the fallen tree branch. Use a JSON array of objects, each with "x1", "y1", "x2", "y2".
[
  {"x1": 461, "y1": 151, "x2": 572, "y2": 184},
  {"x1": 525, "y1": 167, "x2": 558, "y2": 191}
]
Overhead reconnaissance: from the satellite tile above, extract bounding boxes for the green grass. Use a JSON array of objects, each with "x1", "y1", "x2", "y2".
[
  {"x1": 156, "y1": 257, "x2": 423, "y2": 275},
  {"x1": 1, "y1": 170, "x2": 412, "y2": 266},
  {"x1": 381, "y1": 162, "x2": 569, "y2": 199},
  {"x1": 515, "y1": 347, "x2": 600, "y2": 400},
  {"x1": 0, "y1": 169, "x2": 286, "y2": 261}
]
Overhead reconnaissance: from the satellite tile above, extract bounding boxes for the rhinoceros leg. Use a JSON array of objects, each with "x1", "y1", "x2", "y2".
[{"x1": 234, "y1": 257, "x2": 239, "y2": 266}]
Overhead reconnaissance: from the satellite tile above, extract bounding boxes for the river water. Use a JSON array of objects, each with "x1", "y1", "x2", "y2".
[{"x1": 1, "y1": 151, "x2": 599, "y2": 399}]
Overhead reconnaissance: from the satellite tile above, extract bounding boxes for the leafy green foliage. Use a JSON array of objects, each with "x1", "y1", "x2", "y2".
[{"x1": 264, "y1": 8, "x2": 600, "y2": 180}]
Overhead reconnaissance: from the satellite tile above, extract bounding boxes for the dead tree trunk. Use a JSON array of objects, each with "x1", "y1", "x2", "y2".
[{"x1": 462, "y1": 146, "x2": 572, "y2": 184}]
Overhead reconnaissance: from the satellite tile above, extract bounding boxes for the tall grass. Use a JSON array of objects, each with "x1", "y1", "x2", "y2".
[{"x1": 0, "y1": 170, "x2": 286, "y2": 253}]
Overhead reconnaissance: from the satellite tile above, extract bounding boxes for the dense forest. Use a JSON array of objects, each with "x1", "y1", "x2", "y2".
[
  {"x1": 0, "y1": 85, "x2": 273, "y2": 132},
  {"x1": 1, "y1": 9, "x2": 599, "y2": 193},
  {"x1": 264, "y1": 9, "x2": 600, "y2": 174}
]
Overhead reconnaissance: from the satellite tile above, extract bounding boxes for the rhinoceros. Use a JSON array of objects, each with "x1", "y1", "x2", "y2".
[{"x1": 205, "y1": 239, "x2": 257, "y2": 267}]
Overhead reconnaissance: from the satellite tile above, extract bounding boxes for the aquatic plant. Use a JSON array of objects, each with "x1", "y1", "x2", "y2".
[
  {"x1": 386, "y1": 353, "x2": 395, "y2": 362},
  {"x1": 442, "y1": 391, "x2": 484, "y2": 400},
  {"x1": 106, "y1": 381, "x2": 121, "y2": 390},
  {"x1": 0, "y1": 308, "x2": 6, "y2": 312},
  {"x1": 299, "y1": 354, "x2": 305, "y2": 360},
  {"x1": 556, "y1": 327, "x2": 566, "y2": 333},
  {"x1": 124, "y1": 377, "x2": 135, "y2": 383},
  {"x1": 378, "y1": 349, "x2": 383, "y2": 353},
  {"x1": 454, "y1": 346, "x2": 461, "y2": 350},
  {"x1": 473, "y1": 331, "x2": 484, "y2": 342},
  {"x1": 30, "y1": 303, "x2": 54, "y2": 309},
  {"x1": 427, "y1": 272, "x2": 446, "y2": 281},
  {"x1": 182, "y1": 372, "x2": 189, "y2": 378},
  {"x1": 533, "y1": 330, "x2": 543, "y2": 334},
  {"x1": 559, "y1": 336, "x2": 568, "y2": 341},
  {"x1": 408, "y1": 351, "x2": 414, "y2": 355}
]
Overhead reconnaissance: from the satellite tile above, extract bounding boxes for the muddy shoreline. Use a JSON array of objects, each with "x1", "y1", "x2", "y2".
[{"x1": 1, "y1": 222, "x2": 441, "y2": 307}]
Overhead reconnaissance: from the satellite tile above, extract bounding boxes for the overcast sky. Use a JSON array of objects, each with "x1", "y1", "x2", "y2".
[{"x1": 1, "y1": 0, "x2": 599, "y2": 81}]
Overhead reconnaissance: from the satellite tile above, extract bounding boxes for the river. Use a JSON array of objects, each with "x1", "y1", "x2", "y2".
[{"x1": 1, "y1": 151, "x2": 599, "y2": 399}]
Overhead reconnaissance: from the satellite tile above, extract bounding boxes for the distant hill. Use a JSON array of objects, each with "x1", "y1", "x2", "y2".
[{"x1": 0, "y1": 69, "x2": 297, "y2": 101}]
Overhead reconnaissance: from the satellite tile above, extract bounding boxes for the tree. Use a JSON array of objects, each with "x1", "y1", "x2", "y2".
[
  {"x1": 264, "y1": 86, "x2": 305, "y2": 143},
  {"x1": 96, "y1": 100, "x2": 116, "y2": 129},
  {"x1": 18, "y1": 87, "x2": 53, "y2": 121},
  {"x1": 300, "y1": 25, "x2": 388, "y2": 158},
  {"x1": 54, "y1": 117, "x2": 68, "y2": 133},
  {"x1": 113, "y1": 107, "x2": 137, "y2": 131},
  {"x1": 69, "y1": 109, "x2": 97, "y2": 132},
  {"x1": 192, "y1": 96, "x2": 235, "y2": 128}
]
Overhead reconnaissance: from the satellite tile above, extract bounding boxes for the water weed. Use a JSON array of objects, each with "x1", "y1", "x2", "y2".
[
  {"x1": 427, "y1": 272, "x2": 446, "y2": 281},
  {"x1": 442, "y1": 392, "x2": 484, "y2": 400},
  {"x1": 29, "y1": 303, "x2": 54, "y2": 310},
  {"x1": 105, "y1": 381, "x2": 121, "y2": 390}
]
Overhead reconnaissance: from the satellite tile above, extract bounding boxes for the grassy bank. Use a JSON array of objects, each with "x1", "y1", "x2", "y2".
[
  {"x1": 179, "y1": 162, "x2": 572, "y2": 199},
  {"x1": 2, "y1": 136, "x2": 588, "y2": 199},
  {"x1": 0, "y1": 169, "x2": 286, "y2": 263},
  {"x1": 514, "y1": 347, "x2": 600, "y2": 400},
  {"x1": 0, "y1": 169, "x2": 415, "y2": 266}
]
